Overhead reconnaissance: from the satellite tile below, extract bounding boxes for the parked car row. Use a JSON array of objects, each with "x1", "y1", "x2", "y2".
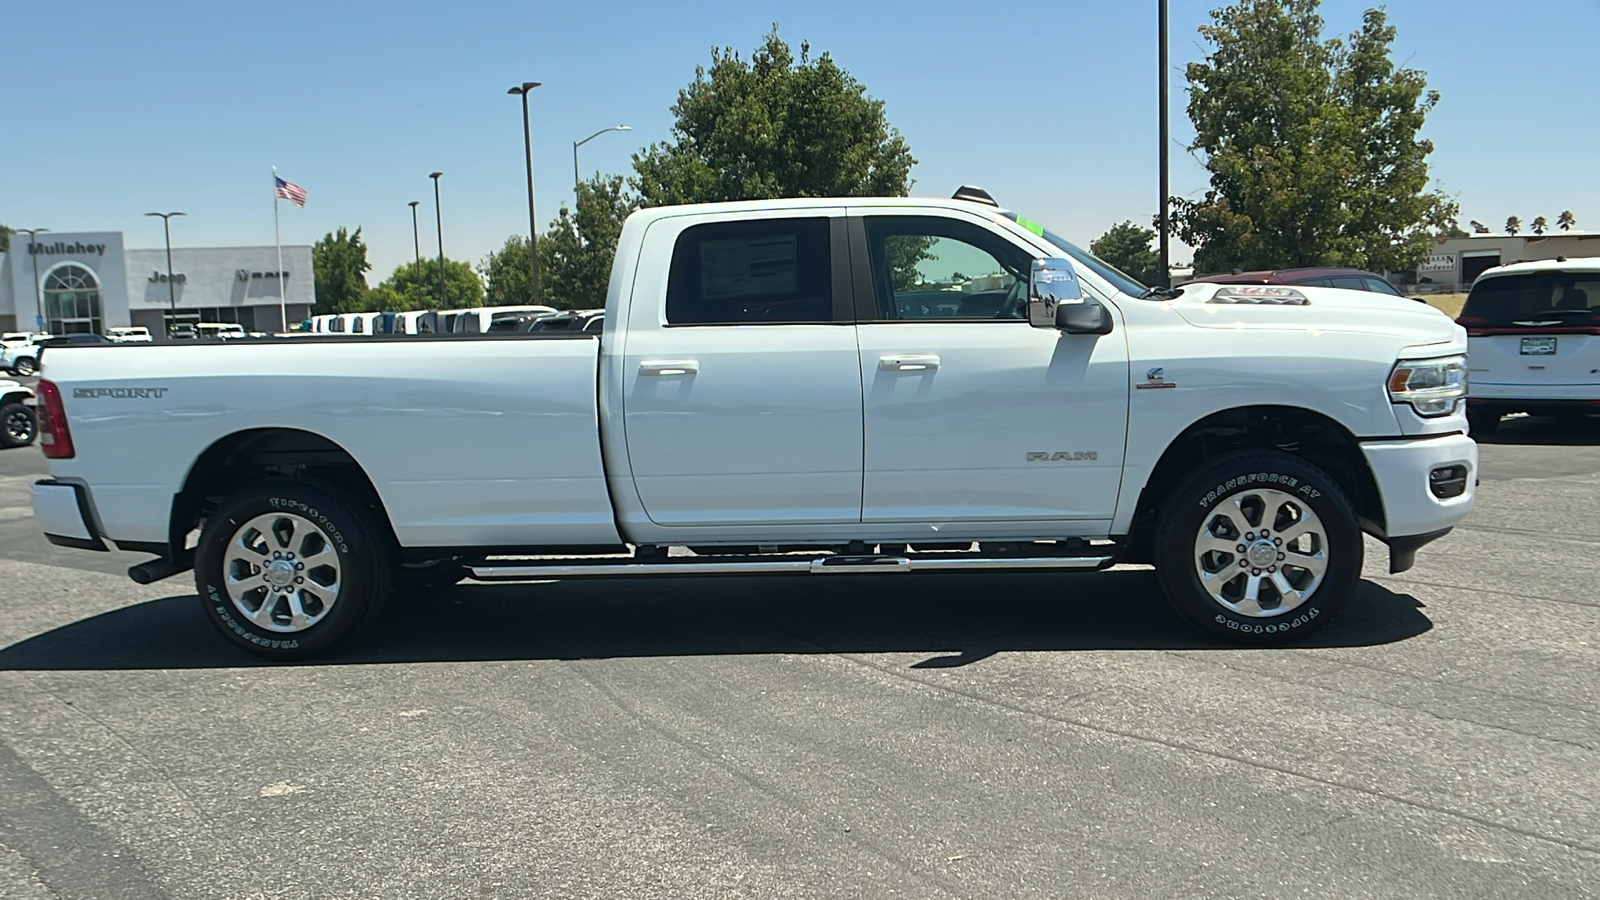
[{"x1": 305, "y1": 305, "x2": 602, "y2": 337}]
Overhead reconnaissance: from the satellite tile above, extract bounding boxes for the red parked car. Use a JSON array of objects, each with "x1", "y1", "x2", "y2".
[{"x1": 1181, "y1": 267, "x2": 1416, "y2": 299}]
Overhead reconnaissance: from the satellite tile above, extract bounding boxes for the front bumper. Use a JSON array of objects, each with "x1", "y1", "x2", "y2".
[
  {"x1": 31, "y1": 480, "x2": 107, "y2": 551},
  {"x1": 1360, "y1": 433, "x2": 1477, "y2": 571}
]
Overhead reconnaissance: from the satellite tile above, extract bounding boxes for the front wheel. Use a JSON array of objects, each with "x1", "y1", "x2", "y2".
[
  {"x1": 1153, "y1": 451, "x2": 1362, "y2": 644},
  {"x1": 195, "y1": 480, "x2": 389, "y2": 659}
]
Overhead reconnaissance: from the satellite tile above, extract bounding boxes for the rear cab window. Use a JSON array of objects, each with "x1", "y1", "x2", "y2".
[{"x1": 666, "y1": 218, "x2": 834, "y2": 325}]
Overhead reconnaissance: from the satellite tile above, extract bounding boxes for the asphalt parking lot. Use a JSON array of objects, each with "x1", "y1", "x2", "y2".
[{"x1": 0, "y1": 422, "x2": 1596, "y2": 899}]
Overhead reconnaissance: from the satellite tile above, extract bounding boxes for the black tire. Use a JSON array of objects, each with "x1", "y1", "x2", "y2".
[
  {"x1": 0, "y1": 402, "x2": 36, "y2": 448},
  {"x1": 195, "y1": 480, "x2": 389, "y2": 659},
  {"x1": 1466, "y1": 407, "x2": 1500, "y2": 436},
  {"x1": 11, "y1": 357, "x2": 37, "y2": 377},
  {"x1": 1153, "y1": 450, "x2": 1362, "y2": 644}
]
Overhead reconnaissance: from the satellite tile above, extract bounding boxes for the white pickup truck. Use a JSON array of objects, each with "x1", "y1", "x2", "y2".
[{"x1": 30, "y1": 193, "x2": 1477, "y2": 657}]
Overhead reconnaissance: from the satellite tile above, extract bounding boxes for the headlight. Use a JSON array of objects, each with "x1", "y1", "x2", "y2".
[{"x1": 1388, "y1": 355, "x2": 1467, "y2": 416}]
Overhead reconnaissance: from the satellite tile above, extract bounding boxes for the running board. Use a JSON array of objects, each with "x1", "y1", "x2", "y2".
[{"x1": 469, "y1": 553, "x2": 1115, "y2": 582}]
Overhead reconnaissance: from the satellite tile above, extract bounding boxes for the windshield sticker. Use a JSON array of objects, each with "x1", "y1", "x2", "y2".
[{"x1": 1015, "y1": 216, "x2": 1045, "y2": 237}]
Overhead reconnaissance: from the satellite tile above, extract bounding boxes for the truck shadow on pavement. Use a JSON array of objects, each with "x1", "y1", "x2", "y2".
[
  {"x1": 0, "y1": 569, "x2": 1432, "y2": 671},
  {"x1": 1476, "y1": 415, "x2": 1600, "y2": 446}
]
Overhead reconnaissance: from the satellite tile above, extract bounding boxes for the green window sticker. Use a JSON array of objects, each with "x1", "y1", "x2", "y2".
[{"x1": 1016, "y1": 216, "x2": 1045, "y2": 237}]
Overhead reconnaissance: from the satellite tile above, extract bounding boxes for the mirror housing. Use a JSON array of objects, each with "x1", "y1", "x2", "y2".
[
  {"x1": 1056, "y1": 299, "x2": 1113, "y2": 334},
  {"x1": 1028, "y1": 258, "x2": 1083, "y2": 329}
]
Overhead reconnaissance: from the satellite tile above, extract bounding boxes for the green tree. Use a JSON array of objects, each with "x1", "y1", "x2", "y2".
[
  {"x1": 0, "y1": 223, "x2": 11, "y2": 253},
  {"x1": 1558, "y1": 210, "x2": 1577, "y2": 232},
  {"x1": 479, "y1": 236, "x2": 536, "y2": 308},
  {"x1": 632, "y1": 27, "x2": 916, "y2": 206},
  {"x1": 1531, "y1": 216, "x2": 1548, "y2": 235},
  {"x1": 1089, "y1": 221, "x2": 1163, "y2": 286},
  {"x1": 1173, "y1": 1, "x2": 1456, "y2": 274},
  {"x1": 312, "y1": 227, "x2": 371, "y2": 314},
  {"x1": 1505, "y1": 216, "x2": 1520, "y2": 236},
  {"x1": 538, "y1": 174, "x2": 640, "y2": 309},
  {"x1": 372, "y1": 258, "x2": 484, "y2": 310}
]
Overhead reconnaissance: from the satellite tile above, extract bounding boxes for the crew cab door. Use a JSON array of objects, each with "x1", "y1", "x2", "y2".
[
  {"x1": 618, "y1": 210, "x2": 864, "y2": 527},
  {"x1": 849, "y1": 209, "x2": 1130, "y2": 524}
]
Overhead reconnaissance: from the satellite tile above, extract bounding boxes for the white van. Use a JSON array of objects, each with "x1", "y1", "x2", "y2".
[
  {"x1": 1459, "y1": 257, "x2": 1600, "y2": 433},
  {"x1": 107, "y1": 326, "x2": 154, "y2": 343},
  {"x1": 196, "y1": 323, "x2": 246, "y2": 340},
  {"x1": 391, "y1": 311, "x2": 440, "y2": 335}
]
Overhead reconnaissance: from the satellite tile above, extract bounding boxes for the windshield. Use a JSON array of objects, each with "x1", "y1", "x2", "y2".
[
  {"x1": 1003, "y1": 213, "x2": 1150, "y2": 297},
  {"x1": 1459, "y1": 272, "x2": 1600, "y2": 326}
]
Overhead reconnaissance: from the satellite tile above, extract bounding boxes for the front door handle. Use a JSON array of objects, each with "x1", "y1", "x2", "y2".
[
  {"x1": 878, "y1": 354, "x2": 940, "y2": 371},
  {"x1": 639, "y1": 359, "x2": 700, "y2": 376}
]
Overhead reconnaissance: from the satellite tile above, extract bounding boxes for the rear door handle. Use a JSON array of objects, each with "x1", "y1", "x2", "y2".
[
  {"x1": 639, "y1": 359, "x2": 700, "y2": 376},
  {"x1": 878, "y1": 354, "x2": 940, "y2": 371}
]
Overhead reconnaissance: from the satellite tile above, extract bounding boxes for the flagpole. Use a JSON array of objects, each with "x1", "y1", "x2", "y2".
[{"x1": 272, "y1": 167, "x2": 287, "y2": 332}]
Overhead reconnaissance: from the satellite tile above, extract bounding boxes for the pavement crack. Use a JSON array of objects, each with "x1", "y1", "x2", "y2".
[
  {"x1": 800, "y1": 641, "x2": 1600, "y2": 858},
  {"x1": 24, "y1": 680, "x2": 211, "y2": 827},
  {"x1": 559, "y1": 660, "x2": 971, "y2": 900},
  {"x1": 0, "y1": 839, "x2": 61, "y2": 899},
  {"x1": 1380, "y1": 574, "x2": 1600, "y2": 611}
]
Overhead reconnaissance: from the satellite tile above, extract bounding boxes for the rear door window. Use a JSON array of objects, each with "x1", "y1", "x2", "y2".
[
  {"x1": 666, "y1": 218, "x2": 833, "y2": 325},
  {"x1": 1362, "y1": 277, "x2": 1403, "y2": 296},
  {"x1": 1328, "y1": 276, "x2": 1366, "y2": 290}
]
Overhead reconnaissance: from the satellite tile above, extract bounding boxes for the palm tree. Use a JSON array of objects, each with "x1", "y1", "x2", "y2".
[
  {"x1": 1506, "y1": 216, "x2": 1521, "y2": 236},
  {"x1": 1532, "y1": 216, "x2": 1548, "y2": 235},
  {"x1": 1558, "y1": 210, "x2": 1577, "y2": 232}
]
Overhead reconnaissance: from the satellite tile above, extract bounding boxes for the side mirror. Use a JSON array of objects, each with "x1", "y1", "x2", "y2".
[{"x1": 1028, "y1": 258, "x2": 1083, "y2": 329}]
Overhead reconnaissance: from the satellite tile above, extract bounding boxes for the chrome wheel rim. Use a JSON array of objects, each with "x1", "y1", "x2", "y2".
[
  {"x1": 223, "y1": 512, "x2": 342, "y2": 633},
  {"x1": 4, "y1": 410, "x2": 32, "y2": 442},
  {"x1": 1193, "y1": 488, "x2": 1328, "y2": 618},
  {"x1": 16, "y1": 359, "x2": 35, "y2": 375}
]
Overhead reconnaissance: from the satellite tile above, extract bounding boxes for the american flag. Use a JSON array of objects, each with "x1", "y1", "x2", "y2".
[{"x1": 274, "y1": 175, "x2": 307, "y2": 207}]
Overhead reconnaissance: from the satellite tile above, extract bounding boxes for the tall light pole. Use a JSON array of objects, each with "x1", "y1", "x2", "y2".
[
  {"x1": 407, "y1": 201, "x2": 423, "y2": 309},
  {"x1": 573, "y1": 125, "x2": 631, "y2": 192},
  {"x1": 429, "y1": 172, "x2": 446, "y2": 307},
  {"x1": 13, "y1": 228, "x2": 48, "y2": 332},
  {"x1": 507, "y1": 81, "x2": 542, "y2": 304},
  {"x1": 1157, "y1": 0, "x2": 1171, "y2": 288},
  {"x1": 144, "y1": 212, "x2": 186, "y2": 338}
]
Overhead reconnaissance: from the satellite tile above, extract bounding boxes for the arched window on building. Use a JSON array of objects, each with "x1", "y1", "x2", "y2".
[{"x1": 43, "y1": 265, "x2": 104, "y2": 335}]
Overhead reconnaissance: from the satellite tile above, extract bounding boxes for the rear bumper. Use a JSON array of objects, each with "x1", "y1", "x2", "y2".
[
  {"x1": 31, "y1": 480, "x2": 107, "y2": 551},
  {"x1": 1470, "y1": 381, "x2": 1600, "y2": 402},
  {"x1": 1359, "y1": 433, "x2": 1477, "y2": 571},
  {"x1": 1468, "y1": 396, "x2": 1600, "y2": 416}
]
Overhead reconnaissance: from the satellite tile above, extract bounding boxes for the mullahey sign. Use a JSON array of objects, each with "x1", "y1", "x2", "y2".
[{"x1": 28, "y1": 241, "x2": 107, "y2": 256}]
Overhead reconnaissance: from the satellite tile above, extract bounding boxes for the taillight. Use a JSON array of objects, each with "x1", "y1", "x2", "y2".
[{"x1": 36, "y1": 379, "x2": 74, "y2": 459}]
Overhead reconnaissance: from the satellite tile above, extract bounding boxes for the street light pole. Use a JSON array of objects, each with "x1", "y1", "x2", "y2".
[
  {"x1": 429, "y1": 172, "x2": 446, "y2": 307},
  {"x1": 144, "y1": 212, "x2": 186, "y2": 338},
  {"x1": 1157, "y1": 0, "x2": 1171, "y2": 288},
  {"x1": 408, "y1": 201, "x2": 423, "y2": 309},
  {"x1": 13, "y1": 228, "x2": 48, "y2": 333},
  {"x1": 573, "y1": 125, "x2": 632, "y2": 192},
  {"x1": 507, "y1": 82, "x2": 542, "y2": 304}
]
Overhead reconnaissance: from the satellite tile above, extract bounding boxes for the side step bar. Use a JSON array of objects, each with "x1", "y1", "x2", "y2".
[{"x1": 469, "y1": 552, "x2": 1115, "y2": 582}]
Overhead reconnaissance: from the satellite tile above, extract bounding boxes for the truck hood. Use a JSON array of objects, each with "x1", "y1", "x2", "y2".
[{"x1": 1170, "y1": 283, "x2": 1461, "y2": 346}]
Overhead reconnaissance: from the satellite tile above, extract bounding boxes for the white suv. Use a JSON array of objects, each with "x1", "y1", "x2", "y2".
[{"x1": 1458, "y1": 257, "x2": 1600, "y2": 434}]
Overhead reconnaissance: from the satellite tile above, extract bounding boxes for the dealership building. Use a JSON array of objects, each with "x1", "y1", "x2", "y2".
[
  {"x1": 1407, "y1": 231, "x2": 1600, "y2": 293},
  {"x1": 0, "y1": 231, "x2": 312, "y2": 336}
]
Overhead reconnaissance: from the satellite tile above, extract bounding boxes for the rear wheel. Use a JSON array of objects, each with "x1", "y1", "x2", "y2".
[
  {"x1": 1154, "y1": 451, "x2": 1361, "y2": 644},
  {"x1": 1466, "y1": 407, "x2": 1501, "y2": 436},
  {"x1": 11, "y1": 357, "x2": 37, "y2": 377},
  {"x1": 195, "y1": 481, "x2": 388, "y2": 659},
  {"x1": 0, "y1": 403, "x2": 36, "y2": 448}
]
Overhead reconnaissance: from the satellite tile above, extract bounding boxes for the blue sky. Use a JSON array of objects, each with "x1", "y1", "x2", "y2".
[{"x1": 3, "y1": 0, "x2": 1595, "y2": 282}]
